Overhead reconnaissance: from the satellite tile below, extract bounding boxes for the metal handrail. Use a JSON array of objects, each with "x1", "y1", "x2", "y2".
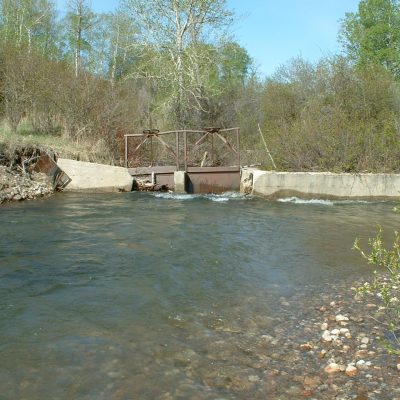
[
  {"x1": 124, "y1": 127, "x2": 240, "y2": 169},
  {"x1": 123, "y1": 127, "x2": 240, "y2": 138}
]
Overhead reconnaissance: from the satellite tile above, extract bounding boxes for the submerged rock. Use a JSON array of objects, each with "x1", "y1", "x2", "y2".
[
  {"x1": 335, "y1": 314, "x2": 349, "y2": 322},
  {"x1": 324, "y1": 363, "x2": 342, "y2": 374},
  {"x1": 322, "y1": 330, "x2": 333, "y2": 342},
  {"x1": 345, "y1": 365, "x2": 358, "y2": 377}
]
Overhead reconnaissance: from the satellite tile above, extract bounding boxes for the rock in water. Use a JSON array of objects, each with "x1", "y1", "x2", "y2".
[
  {"x1": 345, "y1": 365, "x2": 358, "y2": 377},
  {"x1": 324, "y1": 363, "x2": 342, "y2": 374},
  {"x1": 335, "y1": 314, "x2": 349, "y2": 322},
  {"x1": 322, "y1": 330, "x2": 332, "y2": 342}
]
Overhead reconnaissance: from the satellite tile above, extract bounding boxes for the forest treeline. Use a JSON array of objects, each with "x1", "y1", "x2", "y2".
[{"x1": 1, "y1": 0, "x2": 400, "y2": 172}]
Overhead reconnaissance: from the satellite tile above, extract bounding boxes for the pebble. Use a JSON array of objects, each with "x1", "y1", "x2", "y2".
[
  {"x1": 300, "y1": 343, "x2": 313, "y2": 352},
  {"x1": 322, "y1": 330, "x2": 332, "y2": 342},
  {"x1": 321, "y1": 322, "x2": 328, "y2": 330},
  {"x1": 248, "y1": 375, "x2": 260, "y2": 383},
  {"x1": 356, "y1": 360, "x2": 372, "y2": 370},
  {"x1": 333, "y1": 339, "x2": 342, "y2": 346},
  {"x1": 319, "y1": 350, "x2": 327, "y2": 359},
  {"x1": 345, "y1": 365, "x2": 358, "y2": 377},
  {"x1": 335, "y1": 314, "x2": 349, "y2": 322},
  {"x1": 361, "y1": 337, "x2": 370, "y2": 345},
  {"x1": 324, "y1": 363, "x2": 342, "y2": 374},
  {"x1": 303, "y1": 376, "x2": 321, "y2": 389}
]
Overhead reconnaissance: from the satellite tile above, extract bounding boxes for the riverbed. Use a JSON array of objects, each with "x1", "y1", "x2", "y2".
[{"x1": 0, "y1": 193, "x2": 399, "y2": 399}]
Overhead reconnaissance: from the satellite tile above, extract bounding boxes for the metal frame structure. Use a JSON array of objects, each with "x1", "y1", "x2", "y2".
[{"x1": 124, "y1": 127, "x2": 240, "y2": 170}]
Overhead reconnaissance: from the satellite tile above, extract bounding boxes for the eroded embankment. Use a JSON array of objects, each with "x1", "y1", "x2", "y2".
[{"x1": 0, "y1": 144, "x2": 54, "y2": 204}]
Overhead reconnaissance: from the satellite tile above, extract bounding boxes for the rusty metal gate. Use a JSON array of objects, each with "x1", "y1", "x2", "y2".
[{"x1": 124, "y1": 128, "x2": 240, "y2": 193}]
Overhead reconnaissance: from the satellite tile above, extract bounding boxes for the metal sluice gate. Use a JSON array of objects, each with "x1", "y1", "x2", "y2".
[{"x1": 124, "y1": 128, "x2": 241, "y2": 194}]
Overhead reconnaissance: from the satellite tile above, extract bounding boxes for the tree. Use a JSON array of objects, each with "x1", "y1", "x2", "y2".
[
  {"x1": 204, "y1": 41, "x2": 255, "y2": 128},
  {"x1": 87, "y1": 11, "x2": 138, "y2": 83},
  {"x1": 121, "y1": 0, "x2": 234, "y2": 128},
  {"x1": 339, "y1": 0, "x2": 400, "y2": 77},
  {"x1": 63, "y1": 0, "x2": 96, "y2": 77},
  {"x1": 214, "y1": 41, "x2": 252, "y2": 89},
  {"x1": 107, "y1": 11, "x2": 138, "y2": 83},
  {"x1": 259, "y1": 55, "x2": 400, "y2": 172},
  {"x1": 0, "y1": 0, "x2": 58, "y2": 57}
]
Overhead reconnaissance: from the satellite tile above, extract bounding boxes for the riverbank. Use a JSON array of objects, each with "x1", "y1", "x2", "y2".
[
  {"x1": 0, "y1": 129, "x2": 120, "y2": 204},
  {"x1": 0, "y1": 142, "x2": 56, "y2": 204},
  {"x1": 226, "y1": 278, "x2": 400, "y2": 400},
  {"x1": 151, "y1": 277, "x2": 400, "y2": 399},
  {"x1": 0, "y1": 166, "x2": 53, "y2": 204}
]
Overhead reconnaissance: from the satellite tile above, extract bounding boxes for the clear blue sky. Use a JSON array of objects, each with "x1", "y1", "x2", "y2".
[{"x1": 56, "y1": 0, "x2": 361, "y2": 76}]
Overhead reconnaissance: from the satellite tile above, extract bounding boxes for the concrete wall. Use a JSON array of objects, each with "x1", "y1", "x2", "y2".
[
  {"x1": 241, "y1": 169, "x2": 400, "y2": 199},
  {"x1": 57, "y1": 159, "x2": 134, "y2": 192},
  {"x1": 174, "y1": 171, "x2": 187, "y2": 193}
]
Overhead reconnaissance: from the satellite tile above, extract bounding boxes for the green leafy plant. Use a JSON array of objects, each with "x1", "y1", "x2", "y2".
[{"x1": 353, "y1": 228, "x2": 400, "y2": 353}]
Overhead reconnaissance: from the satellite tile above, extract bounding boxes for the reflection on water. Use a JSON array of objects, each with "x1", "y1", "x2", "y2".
[{"x1": 0, "y1": 192, "x2": 398, "y2": 399}]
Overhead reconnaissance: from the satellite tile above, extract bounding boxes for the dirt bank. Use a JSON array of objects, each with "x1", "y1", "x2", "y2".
[
  {"x1": 0, "y1": 144, "x2": 55, "y2": 204},
  {"x1": 0, "y1": 166, "x2": 53, "y2": 204}
]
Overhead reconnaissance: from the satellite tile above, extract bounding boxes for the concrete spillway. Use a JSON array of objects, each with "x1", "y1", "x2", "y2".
[
  {"x1": 57, "y1": 159, "x2": 134, "y2": 192},
  {"x1": 56, "y1": 158, "x2": 400, "y2": 199},
  {"x1": 241, "y1": 169, "x2": 400, "y2": 200}
]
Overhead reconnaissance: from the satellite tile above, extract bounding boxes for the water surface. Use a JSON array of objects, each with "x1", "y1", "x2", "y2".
[{"x1": 0, "y1": 193, "x2": 398, "y2": 399}]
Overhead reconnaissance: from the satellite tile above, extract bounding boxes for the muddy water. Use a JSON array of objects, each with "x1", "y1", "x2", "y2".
[{"x1": 0, "y1": 193, "x2": 398, "y2": 399}]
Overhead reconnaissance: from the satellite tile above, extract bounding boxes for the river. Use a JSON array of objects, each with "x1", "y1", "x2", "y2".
[{"x1": 0, "y1": 192, "x2": 398, "y2": 399}]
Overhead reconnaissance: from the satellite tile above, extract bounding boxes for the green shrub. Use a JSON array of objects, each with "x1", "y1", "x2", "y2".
[{"x1": 353, "y1": 228, "x2": 400, "y2": 354}]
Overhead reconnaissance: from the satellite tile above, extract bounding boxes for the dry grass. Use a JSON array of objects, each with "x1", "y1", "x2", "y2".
[{"x1": 0, "y1": 121, "x2": 121, "y2": 165}]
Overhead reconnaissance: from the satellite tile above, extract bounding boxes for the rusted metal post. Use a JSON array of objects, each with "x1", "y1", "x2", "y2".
[
  {"x1": 124, "y1": 135, "x2": 128, "y2": 168},
  {"x1": 184, "y1": 130, "x2": 188, "y2": 172},
  {"x1": 150, "y1": 135, "x2": 153, "y2": 167},
  {"x1": 236, "y1": 128, "x2": 240, "y2": 167},
  {"x1": 176, "y1": 131, "x2": 180, "y2": 170},
  {"x1": 211, "y1": 133, "x2": 214, "y2": 167}
]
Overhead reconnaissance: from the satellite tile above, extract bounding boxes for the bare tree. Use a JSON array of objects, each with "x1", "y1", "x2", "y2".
[
  {"x1": 122, "y1": 0, "x2": 234, "y2": 127},
  {"x1": 64, "y1": 0, "x2": 96, "y2": 77},
  {"x1": 0, "y1": 0, "x2": 57, "y2": 56}
]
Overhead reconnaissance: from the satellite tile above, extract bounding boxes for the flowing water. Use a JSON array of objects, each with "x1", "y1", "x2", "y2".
[{"x1": 0, "y1": 193, "x2": 399, "y2": 399}]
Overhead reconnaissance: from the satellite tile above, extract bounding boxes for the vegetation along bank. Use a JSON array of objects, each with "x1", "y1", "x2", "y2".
[{"x1": 0, "y1": 0, "x2": 400, "y2": 172}]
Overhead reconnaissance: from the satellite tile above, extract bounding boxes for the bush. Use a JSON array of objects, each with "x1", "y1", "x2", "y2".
[
  {"x1": 353, "y1": 228, "x2": 400, "y2": 354},
  {"x1": 261, "y1": 56, "x2": 400, "y2": 172}
]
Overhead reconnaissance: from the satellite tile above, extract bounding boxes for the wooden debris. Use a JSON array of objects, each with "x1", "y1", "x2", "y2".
[{"x1": 135, "y1": 178, "x2": 169, "y2": 192}]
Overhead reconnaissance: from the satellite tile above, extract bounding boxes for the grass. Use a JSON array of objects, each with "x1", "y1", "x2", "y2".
[{"x1": 0, "y1": 121, "x2": 119, "y2": 164}]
